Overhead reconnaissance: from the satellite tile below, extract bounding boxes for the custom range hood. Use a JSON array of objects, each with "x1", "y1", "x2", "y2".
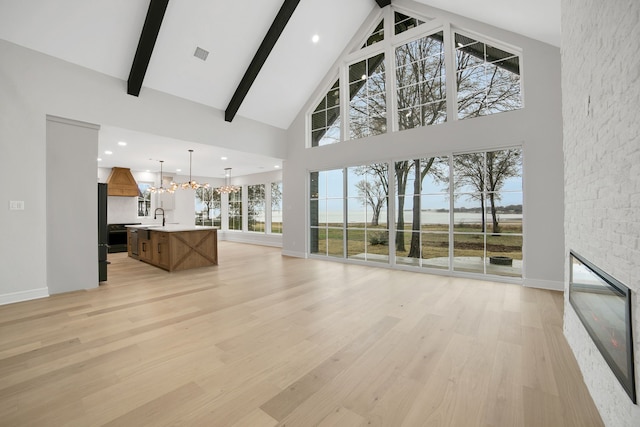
[{"x1": 106, "y1": 167, "x2": 139, "y2": 197}]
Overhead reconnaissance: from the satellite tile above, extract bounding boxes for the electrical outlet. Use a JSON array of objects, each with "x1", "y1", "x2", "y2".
[{"x1": 9, "y1": 200, "x2": 24, "y2": 210}]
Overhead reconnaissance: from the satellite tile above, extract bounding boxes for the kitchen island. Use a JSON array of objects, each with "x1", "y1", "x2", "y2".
[{"x1": 127, "y1": 225, "x2": 217, "y2": 272}]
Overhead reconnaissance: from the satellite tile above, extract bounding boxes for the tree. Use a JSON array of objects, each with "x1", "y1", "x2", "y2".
[
  {"x1": 353, "y1": 164, "x2": 388, "y2": 226},
  {"x1": 195, "y1": 188, "x2": 220, "y2": 226},
  {"x1": 396, "y1": 32, "x2": 447, "y2": 130},
  {"x1": 451, "y1": 149, "x2": 522, "y2": 233},
  {"x1": 455, "y1": 37, "x2": 522, "y2": 119},
  {"x1": 247, "y1": 184, "x2": 266, "y2": 232},
  {"x1": 349, "y1": 53, "x2": 387, "y2": 140}
]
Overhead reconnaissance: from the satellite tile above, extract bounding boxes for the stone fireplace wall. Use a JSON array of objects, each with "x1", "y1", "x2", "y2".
[{"x1": 562, "y1": 0, "x2": 640, "y2": 425}]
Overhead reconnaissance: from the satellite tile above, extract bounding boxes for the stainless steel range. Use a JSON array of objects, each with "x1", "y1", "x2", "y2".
[{"x1": 107, "y1": 223, "x2": 140, "y2": 253}]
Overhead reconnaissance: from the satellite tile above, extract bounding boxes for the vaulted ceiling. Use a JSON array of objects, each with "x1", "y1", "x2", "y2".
[{"x1": 0, "y1": 0, "x2": 560, "y2": 176}]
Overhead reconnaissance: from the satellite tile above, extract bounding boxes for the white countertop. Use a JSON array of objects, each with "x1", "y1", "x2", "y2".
[{"x1": 125, "y1": 224, "x2": 218, "y2": 233}]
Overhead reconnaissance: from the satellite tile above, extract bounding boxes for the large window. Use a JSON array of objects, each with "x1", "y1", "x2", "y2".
[
  {"x1": 349, "y1": 53, "x2": 386, "y2": 140},
  {"x1": 396, "y1": 31, "x2": 446, "y2": 130},
  {"x1": 137, "y1": 182, "x2": 152, "y2": 218},
  {"x1": 395, "y1": 157, "x2": 449, "y2": 269},
  {"x1": 228, "y1": 188, "x2": 242, "y2": 231},
  {"x1": 455, "y1": 33, "x2": 522, "y2": 119},
  {"x1": 347, "y1": 164, "x2": 389, "y2": 263},
  {"x1": 309, "y1": 148, "x2": 523, "y2": 279},
  {"x1": 307, "y1": 8, "x2": 523, "y2": 146},
  {"x1": 452, "y1": 149, "x2": 523, "y2": 276},
  {"x1": 247, "y1": 184, "x2": 265, "y2": 232},
  {"x1": 271, "y1": 181, "x2": 283, "y2": 234},
  {"x1": 195, "y1": 188, "x2": 221, "y2": 226},
  {"x1": 310, "y1": 169, "x2": 344, "y2": 257}
]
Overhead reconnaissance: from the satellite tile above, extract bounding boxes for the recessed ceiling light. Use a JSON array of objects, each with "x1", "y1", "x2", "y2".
[
  {"x1": 104, "y1": 150, "x2": 112, "y2": 155},
  {"x1": 312, "y1": 34, "x2": 319, "y2": 43},
  {"x1": 117, "y1": 141, "x2": 127, "y2": 146},
  {"x1": 176, "y1": 169, "x2": 182, "y2": 172},
  {"x1": 221, "y1": 156, "x2": 228, "y2": 160},
  {"x1": 97, "y1": 158, "x2": 102, "y2": 162},
  {"x1": 275, "y1": 165, "x2": 280, "y2": 168}
]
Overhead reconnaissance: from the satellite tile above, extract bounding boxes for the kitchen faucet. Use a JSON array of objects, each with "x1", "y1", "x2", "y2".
[{"x1": 154, "y1": 208, "x2": 166, "y2": 226}]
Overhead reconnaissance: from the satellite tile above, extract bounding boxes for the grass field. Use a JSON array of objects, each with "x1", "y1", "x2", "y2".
[{"x1": 311, "y1": 222, "x2": 522, "y2": 261}]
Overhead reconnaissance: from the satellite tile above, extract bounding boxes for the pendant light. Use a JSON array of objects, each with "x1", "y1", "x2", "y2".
[
  {"x1": 180, "y1": 149, "x2": 209, "y2": 190},
  {"x1": 216, "y1": 167, "x2": 240, "y2": 194},
  {"x1": 148, "y1": 160, "x2": 175, "y2": 194}
]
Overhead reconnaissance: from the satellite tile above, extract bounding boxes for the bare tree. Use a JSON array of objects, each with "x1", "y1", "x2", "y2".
[
  {"x1": 247, "y1": 184, "x2": 266, "y2": 231},
  {"x1": 195, "y1": 188, "x2": 220, "y2": 225},
  {"x1": 353, "y1": 164, "x2": 388, "y2": 226},
  {"x1": 450, "y1": 149, "x2": 522, "y2": 233}
]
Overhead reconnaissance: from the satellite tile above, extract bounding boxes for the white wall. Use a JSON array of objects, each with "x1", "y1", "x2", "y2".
[
  {"x1": 283, "y1": 0, "x2": 565, "y2": 290},
  {"x1": 46, "y1": 116, "x2": 100, "y2": 295},
  {"x1": 562, "y1": 0, "x2": 640, "y2": 425},
  {"x1": 0, "y1": 38, "x2": 286, "y2": 304}
]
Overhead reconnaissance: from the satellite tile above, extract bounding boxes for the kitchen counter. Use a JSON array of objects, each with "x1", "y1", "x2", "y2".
[
  {"x1": 127, "y1": 225, "x2": 217, "y2": 272},
  {"x1": 126, "y1": 224, "x2": 217, "y2": 233}
]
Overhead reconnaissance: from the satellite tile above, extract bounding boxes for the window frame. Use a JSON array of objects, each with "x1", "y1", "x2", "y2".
[
  {"x1": 452, "y1": 27, "x2": 524, "y2": 119},
  {"x1": 308, "y1": 145, "x2": 524, "y2": 281},
  {"x1": 305, "y1": 8, "x2": 525, "y2": 148}
]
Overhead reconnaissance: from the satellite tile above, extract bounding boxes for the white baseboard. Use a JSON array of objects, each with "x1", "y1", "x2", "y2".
[
  {"x1": 219, "y1": 232, "x2": 282, "y2": 248},
  {"x1": 0, "y1": 288, "x2": 49, "y2": 306},
  {"x1": 281, "y1": 250, "x2": 306, "y2": 258},
  {"x1": 523, "y1": 278, "x2": 564, "y2": 291}
]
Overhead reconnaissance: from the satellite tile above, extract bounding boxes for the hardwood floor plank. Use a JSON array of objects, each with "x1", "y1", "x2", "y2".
[
  {"x1": 102, "y1": 381, "x2": 206, "y2": 427},
  {"x1": 230, "y1": 408, "x2": 278, "y2": 427},
  {"x1": 0, "y1": 243, "x2": 603, "y2": 426}
]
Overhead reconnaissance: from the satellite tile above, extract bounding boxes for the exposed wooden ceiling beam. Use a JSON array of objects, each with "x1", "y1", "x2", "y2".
[
  {"x1": 127, "y1": 0, "x2": 170, "y2": 97},
  {"x1": 225, "y1": 0, "x2": 301, "y2": 123},
  {"x1": 376, "y1": 0, "x2": 391, "y2": 7}
]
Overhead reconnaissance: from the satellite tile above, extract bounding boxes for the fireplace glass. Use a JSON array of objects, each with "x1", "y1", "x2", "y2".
[{"x1": 569, "y1": 251, "x2": 636, "y2": 403}]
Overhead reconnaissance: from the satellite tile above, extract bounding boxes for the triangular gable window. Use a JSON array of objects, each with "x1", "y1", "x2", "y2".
[
  {"x1": 311, "y1": 79, "x2": 341, "y2": 147},
  {"x1": 362, "y1": 19, "x2": 384, "y2": 48},
  {"x1": 394, "y1": 11, "x2": 426, "y2": 35}
]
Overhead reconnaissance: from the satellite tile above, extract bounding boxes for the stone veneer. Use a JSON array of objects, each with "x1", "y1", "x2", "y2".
[{"x1": 562, "y1": 0, "x2": 640, "y2": 425}]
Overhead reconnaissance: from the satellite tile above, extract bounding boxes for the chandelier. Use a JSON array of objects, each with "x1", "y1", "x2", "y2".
[
  {"x1": 178, "y1": 149, "x2": 209, "y2": 190},
  {"x1": 148, "y1": 160, "x2": 175, "y2": 194},
  {"x1": 216, "y1": 168, "x2": 240, "y2": 194}
]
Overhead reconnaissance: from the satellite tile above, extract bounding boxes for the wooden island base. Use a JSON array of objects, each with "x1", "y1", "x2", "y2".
[{"x1": 128, "y1": 226, "x2": 217, "y2": 272}]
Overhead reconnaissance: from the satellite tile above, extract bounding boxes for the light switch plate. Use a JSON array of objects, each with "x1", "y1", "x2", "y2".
[{"x1": 9, "y1": 200, "x2": 24, "y2": 210}]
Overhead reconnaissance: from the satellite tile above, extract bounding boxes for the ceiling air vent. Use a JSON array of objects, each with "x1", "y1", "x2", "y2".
[{"x1": 193, "y1": 46, "x2": 209, "y2": 61}]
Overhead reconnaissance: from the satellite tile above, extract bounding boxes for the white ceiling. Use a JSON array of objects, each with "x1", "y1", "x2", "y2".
[
  {"x1": 98, "y1": 125, "x2": 282, "y2": 179},
  {"x1": 0, "y1": 0, "x2": 560, "y2": 177}
]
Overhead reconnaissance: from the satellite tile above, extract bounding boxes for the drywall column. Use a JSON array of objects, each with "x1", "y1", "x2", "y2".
[
  {"x1": 46, "y1": 116, "x2": 100, "y2": 294},
  {"x1": 562, "y1": 0, "x2": 640, "y2": 425}
]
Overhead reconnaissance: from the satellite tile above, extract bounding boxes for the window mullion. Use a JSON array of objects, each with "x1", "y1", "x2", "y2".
[
  {"x1": 448, "y1": 154, "x2": 454, "y2": 271},
  {"x1": 340, "y1": 64, "x2": 349, "y2": 142},
  {"x1": 388, "y1": 160, "x2": 396, "y2": 266},
  {"x1": 443, "y1": 22, "x2": 457, "y2": 123}
]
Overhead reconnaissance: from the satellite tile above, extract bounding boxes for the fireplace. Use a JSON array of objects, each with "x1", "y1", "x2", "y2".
[{"x1": 569, "y1": 251, "x2": 636, "y2": 403}]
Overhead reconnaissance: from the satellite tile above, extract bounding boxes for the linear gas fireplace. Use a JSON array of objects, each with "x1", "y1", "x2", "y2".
[{"x1": 569, "y1": 251, "x2": 636, "y2": 403}]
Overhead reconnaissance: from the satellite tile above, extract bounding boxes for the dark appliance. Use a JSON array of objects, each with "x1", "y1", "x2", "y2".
[
  {"x1": 98, "y1": 183, "x2": 109, "y2": 282},
  {"x1": 108, "y1": 223, "x2": 141, "y2": 253},
  {"x1": 129, "y1": 229, "x2": 139, "y2": 258}
]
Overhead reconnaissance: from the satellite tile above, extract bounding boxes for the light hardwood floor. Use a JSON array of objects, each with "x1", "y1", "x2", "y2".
[{"x1": 0, "y1": 242, "x2": 603, "y2": 426}]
